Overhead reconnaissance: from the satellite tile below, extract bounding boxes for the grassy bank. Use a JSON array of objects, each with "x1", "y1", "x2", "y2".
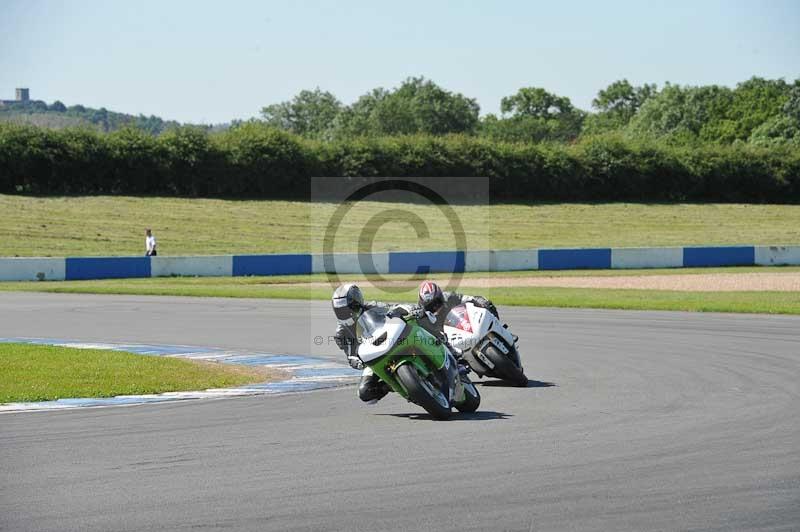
[
  {"x1": 0, "y1": 343, "x2": 278, "y2": 403},
  {"x1": 2, "y1": 195, "x2": 799, "y2": 257}
]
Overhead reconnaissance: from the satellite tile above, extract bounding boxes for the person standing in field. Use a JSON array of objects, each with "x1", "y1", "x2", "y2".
[{"x1": 145, "y1": 228, "x2": 157, "y2": 256}]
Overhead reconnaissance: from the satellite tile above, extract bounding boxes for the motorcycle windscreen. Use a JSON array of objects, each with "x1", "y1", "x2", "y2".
[
  {"x1": 444, "y1": 304, "x2": 472, "y2": 332},
  {"x1": 357, "y1": 307, "x2": 389, "y2": 339},
  {"x1": 357, "y1": 308, "x2": 407, "y2": 363}
]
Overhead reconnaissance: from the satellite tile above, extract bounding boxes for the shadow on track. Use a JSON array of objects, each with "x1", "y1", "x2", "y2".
[
  {"x1": 476, "y1": 379, "x2": 557, "y2": 388},
  {"x1": 375, "y1": 411, "x2": 513, "y2": 421}
]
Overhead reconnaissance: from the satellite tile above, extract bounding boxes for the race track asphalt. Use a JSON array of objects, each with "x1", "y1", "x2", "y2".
[{"x1": 1, "y1": 293, "x2": 799, "y2": 532}]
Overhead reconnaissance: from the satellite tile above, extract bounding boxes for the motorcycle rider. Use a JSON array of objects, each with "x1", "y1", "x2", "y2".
[
  {"x1": 417, "y1": 280, "x2": 498, "y2": 325},
  {"x1": 403, "y1": 281, "x2": 498, "y2": 367},
  {"x1": 331, "y1": 282, "x2": 489, "y2": 404},
  {"x1": 416, "y1": 280, "x2": 519, "y2": 353},
  {"x1": 331, "y1": 283, "x2": 392, "y2": 404}
]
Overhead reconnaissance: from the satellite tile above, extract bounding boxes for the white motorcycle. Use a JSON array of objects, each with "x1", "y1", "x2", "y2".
[{"x1": 443, "y1": 302, "x2": 528, "y2": 387}]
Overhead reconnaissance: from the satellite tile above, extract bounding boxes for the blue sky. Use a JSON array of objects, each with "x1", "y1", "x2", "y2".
[{"x1": 1, "y1": 0, "x2": 798, "y2": 124}]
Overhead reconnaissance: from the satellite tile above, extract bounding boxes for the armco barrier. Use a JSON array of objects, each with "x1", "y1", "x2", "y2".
[{"x1": 1, "y1": 245, "x2": 799, "y2": 282}]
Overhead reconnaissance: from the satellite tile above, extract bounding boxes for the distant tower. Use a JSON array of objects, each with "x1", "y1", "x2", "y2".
[{"x1": 15, "y1": 88, "x2": 29, "y2": 102}]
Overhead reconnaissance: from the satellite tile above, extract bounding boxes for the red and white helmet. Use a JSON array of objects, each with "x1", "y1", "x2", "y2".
[{"x1": 418, "y1": 281, "x2": 444, "y2": 312}]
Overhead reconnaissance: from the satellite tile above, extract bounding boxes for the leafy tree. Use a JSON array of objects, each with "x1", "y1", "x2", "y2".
[
  {"x1": 330, "y1": 88, "x2": 389, "y2": 137},
  {"x1": 593, "y1": 80, "x2": 657, "y2": 116},
  {"x1": 48, "y1": 100, "x2": 67, "y2": 112},
  {"x1": 749, "y1": 83, "x2": 800, "y2": 146},
  {"x1": 481, "y1": 87, "x2": 584, "y2": 142},
  {"x1": 726, "y1": 77, "x2": 791, "y2": 141},
  {"x1": 261, "y1": 88, "x2": 342, "y2": 138},
  {"x1": 782, "y1": 82, "x2": 800, "y2": 121},
  {"x1": 626, "y1": 83, "x2": 734, "y2": 143},
  {"x1": 330, "y1": 77, "x2": 480, "y2": 137},
  {"x1": 627, "y1": 78, "x2": 795, "y2": 144},
  {"x1": 749, "y1": 116, "x2": 800, "y2": 146},
  {"x1": 500, "y1": 87, "x2": 575, "y2": 119},
  {"x1": 583, "y1": 80, "x2": 657, "y2": 134},
  {"x1": 480, "y1": 114, "x2": 556, "y2": 143},
  {"x1": 384, "y1": 77, "x2": 480, "y2": 135}
]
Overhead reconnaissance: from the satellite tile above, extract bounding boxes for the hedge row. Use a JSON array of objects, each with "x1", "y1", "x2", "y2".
[{"x1": 1, "y1": 122, "x2": 798, "y2": 202}]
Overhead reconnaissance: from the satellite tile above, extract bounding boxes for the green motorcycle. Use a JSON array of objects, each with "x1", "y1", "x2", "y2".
[{"x1": 356, "y1": 306, "x2": 481, "y2": 420}]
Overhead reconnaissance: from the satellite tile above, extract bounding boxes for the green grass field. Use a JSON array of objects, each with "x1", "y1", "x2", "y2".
[
  {"x1": 2, "y1": 267, "x2": 798, "y2": 315},
  {"x1": 2, "y1": 195, "x2": 799, "y2": 256},
  {"x1": 0, "y1": 343, "x2": 279, "y2": 403}
]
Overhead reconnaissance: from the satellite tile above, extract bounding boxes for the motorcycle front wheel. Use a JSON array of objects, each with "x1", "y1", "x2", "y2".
[
  {"x1": 485, "y1": 345, "x2": 529, "y2": 387},
  {"x1": 396, "y1": 364, "x2": 452, "y2": 420},
  {"x1": 455, "y1": 377, "x2": 481, "y2": 413}
]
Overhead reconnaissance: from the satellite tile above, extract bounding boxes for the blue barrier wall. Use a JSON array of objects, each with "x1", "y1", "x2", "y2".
[
  {"x1": 538, "y1": 248, "x2": 612, "y2": 270},
  {"x1": 65, "y1": 257, "x2": 151, "y2": 280},
  {"x1": 232, "y1": 254, "x2": 312, "y2": 276},
  {"x1": 683, "y1": 247, "x2": 755, "y2": 267},
  {"x1": 388, "y1": 251, "x2": 465, "y2": 274}
]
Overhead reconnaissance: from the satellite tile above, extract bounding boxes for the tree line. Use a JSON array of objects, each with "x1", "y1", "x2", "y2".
[
  {"x1": 0, "y1": 100, "x2": 182, "y2": 135},
  {"x1": 1, "y1": 76, "x2": 798, "y2": 203},
  {"x1": 3, "y1": 76, "x2": 797, "y2": 146},
  {"x1": 260, "y1": 76, "x2": 800, "y2": 147}
]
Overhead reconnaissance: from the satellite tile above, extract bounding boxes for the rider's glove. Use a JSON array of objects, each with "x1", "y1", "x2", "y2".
[
  {"x1": 334, "y1": 334, "x2": 347, "y2": 351},
  {"x1": 473, "y1": 296, "x2": 491, "y2": 308},
  {"x1": 410, "y1": 307, "x2": 426, "y2": 319},
  {"x1": 347, "y1": 355, "x2": 364, "y2": 370},
  {"x1": 472, "y1": 296, "x2": 499, "y2": 318},
  {"x1": 386, "y1": 307, "x2": 405, "y2": 319},
  {"x1": 388, "y1": 306, "x2": 420, "y2": 319}
]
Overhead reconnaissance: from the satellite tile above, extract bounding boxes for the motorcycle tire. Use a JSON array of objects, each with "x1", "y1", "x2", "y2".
[
  {"x1": 485, "y1": 344, "x2": 529, "y2": 387},
  {"x1": 455, "y1": 377, "x2": 481, "y2": 413},
  {"x1": 396, "y1": 363, "x2": 452, "y2": 420}
]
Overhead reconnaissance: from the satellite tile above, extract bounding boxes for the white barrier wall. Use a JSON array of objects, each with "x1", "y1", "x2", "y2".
[
  {"x1": 755, "y1": 246, "x2": 800, "y2": 266},
  {"x1": 0, "y1": 258, "x2": 65, "y2": 281},
  {"x1": 465, "y1": 251, "x2": 491, "y2": 272},
  {"x1": 492, "y1": 250, "x2": 539, "y2": 271},
  {"x1": 611, "y1": 247, "x2": 683, "y2": 269},
  {"x1": 312, "y1": 253, "x2": 390, "y2": 274},
  {"x1": 150, "y1": 256, "x2": 233, "y2": 277}
]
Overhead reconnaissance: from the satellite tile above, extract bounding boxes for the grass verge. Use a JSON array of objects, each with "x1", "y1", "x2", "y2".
[
  {"x1": 1, "y1": 267, "x2": 798, "y2": 315},
  {"x1": 0, "y1": 343, "x2": 280, "y2": 403},
  {"x1": 2, "y1": 195, "x2": 800, "y2": 256}
]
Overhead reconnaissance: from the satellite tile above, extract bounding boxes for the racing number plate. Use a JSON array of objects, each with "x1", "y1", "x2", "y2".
[
  {"x1": 490, "y1": 336, "x2": 509, "y2": 355},
  {"x1": 476, "y1": 349, "x2": 494, "y2": 369}
]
